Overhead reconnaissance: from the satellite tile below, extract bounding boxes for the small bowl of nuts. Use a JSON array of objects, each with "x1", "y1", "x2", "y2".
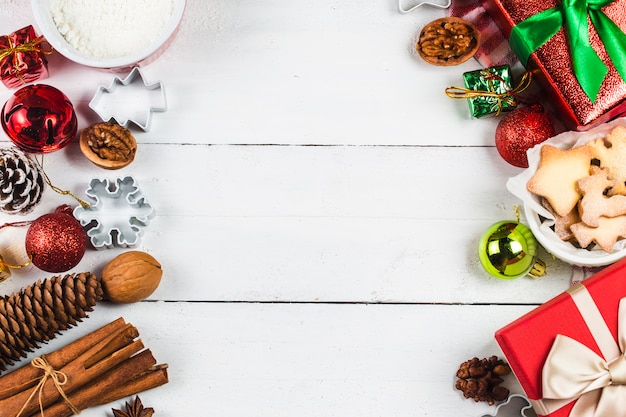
[
  {"x1": 416, "y1": 17, "x2": 481, "y2": 66},
  {"x1": 79, "y1": 122, "x2": 137, "y2": 170}
]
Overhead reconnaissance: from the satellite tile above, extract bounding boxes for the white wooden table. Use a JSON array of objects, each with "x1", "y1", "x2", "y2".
[{"x1": 0, "y1": 1, "x2": 578, "y2": 416}]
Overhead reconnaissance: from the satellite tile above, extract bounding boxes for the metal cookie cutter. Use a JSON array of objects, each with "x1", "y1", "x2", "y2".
[
  {"x1": 398, "y1": 0, "x2": 451, "y2": 13},
  {"x1": 480, "y1": 395, "x2": 537, "y2": 417},
  {"x1": 89, "y1": 67, "x2": 167, "y2": 131},
  {"x1": 73, "y1": 176, "x2": 155, "y2": 250}
]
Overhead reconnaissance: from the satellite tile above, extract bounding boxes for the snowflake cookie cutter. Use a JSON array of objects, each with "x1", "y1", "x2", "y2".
[
  {"x1": 88, "y1": 66, "x2": 167, "y2": 131},
  {"x1": 480, "y1": 395, "x2": 537, "y2": 417},
  {"x1": 73, "y1": 176, "x2": 155, "y2": 250},
  {"x1": 398, "y1": 0, "x2": 450, "y2": 13}
]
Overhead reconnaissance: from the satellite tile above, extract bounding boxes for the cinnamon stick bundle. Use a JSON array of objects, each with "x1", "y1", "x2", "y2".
[
  {"x1": 0, "y1": 318, "x2": 131, "y2": 401},
  {"x1": 34, "y1": 356, "x2": 168, "y2": 417},
  {"x1": 0, "y1": 317, "x2": 168, "y2": 417}
]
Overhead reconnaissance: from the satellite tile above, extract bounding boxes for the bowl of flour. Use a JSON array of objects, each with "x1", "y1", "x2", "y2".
[{"x1": 31, "y1": 0, "x2": 185, "y2": 69}]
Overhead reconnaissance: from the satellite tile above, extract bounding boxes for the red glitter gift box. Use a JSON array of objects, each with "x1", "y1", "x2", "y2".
[
  {"x1": 0, "y1": 25, "x2": 49, "y2": 88},
  {"x1": 495, "y1": 258, "x2": 626, "y2": 417},
  {"x1": 483, "y1": 0, "x2": 626, "y2": 130}
]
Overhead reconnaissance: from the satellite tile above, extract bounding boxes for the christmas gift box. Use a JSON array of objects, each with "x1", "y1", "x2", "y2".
[
  {"x1": 0, "y1": 25, "x2": 49, "y2": 88},
  {"x1": 482, "y1": 0, "x2": 626, "y2": 130},
  {"x1": 445, "y1": 65, "x2": 525, "y2": 118},
  {"x1": 495, "y1": 258, "x2": 626, "y2": 417}
]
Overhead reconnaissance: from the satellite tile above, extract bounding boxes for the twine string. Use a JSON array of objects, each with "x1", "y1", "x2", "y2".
[
  {"x1": 445, "y1": 71, "x2": 533, "y2": 116},
  {"x1": 15, "y1": 356, "x2": 80, "y2": 417},
  {"x1": 0, "y1": 221, "x2": 32, "y2": 230},
  {"x1": 34, "y1": 155, "x2": 90, "y2": 209}
]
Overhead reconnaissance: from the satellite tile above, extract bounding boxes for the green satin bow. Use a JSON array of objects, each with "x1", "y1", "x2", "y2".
[{"x1": 509, "y1": 0, "x2": 626, "y2": 103}]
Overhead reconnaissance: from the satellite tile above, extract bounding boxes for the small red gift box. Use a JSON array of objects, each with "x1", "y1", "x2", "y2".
[
  {"x1": 0, "y1": 25, "x2": 49, "y2": 88},
  {"x1": 483, "y1": 0, "x2": 626, "y2": 130},
  {"x1": 495, "y1": 258, "x2": 626, "y2": 417}
]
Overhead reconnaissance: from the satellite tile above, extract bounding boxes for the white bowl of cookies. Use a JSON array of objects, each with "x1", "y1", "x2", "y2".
[{"x1": 507, "y1": 117, "x2": 626, "y2": 267}]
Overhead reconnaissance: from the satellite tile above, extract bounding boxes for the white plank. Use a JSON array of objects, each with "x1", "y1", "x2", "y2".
[
  {"x1": 1, "y1": 143, "x2": 525, "y2": 220},
  {"x1": 1, "y1": 301, "x2": 536, "y2": 417},
  {"x1": 0, "y1": 145, "x2": 573, "y2": 303},
  {"x1": 0, "y1": 0, "x2": 500, "y2": 147},
  {"x1": 0, "y1": 2, "x2": 585, "y2": 417}
]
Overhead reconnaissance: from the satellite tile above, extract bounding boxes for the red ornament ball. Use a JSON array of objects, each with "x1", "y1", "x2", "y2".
[
  {"x1": 1, "y1": 84, "x2": 78, "y2": 153},
  {"x1": 495, "y1": 104, "x2": 556, "y2": 168},
  {"x1": 25, "y1": 205, "x2": 87, "y2": 273}
]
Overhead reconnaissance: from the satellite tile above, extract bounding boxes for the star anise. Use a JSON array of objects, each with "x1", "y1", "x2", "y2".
[{"x1": 112, "y1": 396, "x2": 154, "y2": 417}]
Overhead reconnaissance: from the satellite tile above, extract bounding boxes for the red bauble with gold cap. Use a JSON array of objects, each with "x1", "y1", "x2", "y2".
[
  {"x1": 495, "y1": 104, "x2": 555, "y2": 168},
  {"x1": 25, "y1": 205, "x2": 87, "y2": 273}
]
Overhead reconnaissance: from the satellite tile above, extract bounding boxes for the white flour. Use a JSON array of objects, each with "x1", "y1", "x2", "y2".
[{"x1": 49, "y1": 0, "x2": 175, "y2": 59}]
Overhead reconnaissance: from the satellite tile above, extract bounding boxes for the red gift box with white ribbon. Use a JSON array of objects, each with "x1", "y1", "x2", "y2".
[{"x1": 496, "y1": 258, "x2": 626, "y2": 417}]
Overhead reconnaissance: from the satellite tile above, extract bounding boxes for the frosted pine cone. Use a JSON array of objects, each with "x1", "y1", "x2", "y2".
[
  {"x1": 0, "y1": 272, "x2": 103, "y2": 372},
  {"x1": 0, "y1": 147, "x2": 45, "y2": 214}
]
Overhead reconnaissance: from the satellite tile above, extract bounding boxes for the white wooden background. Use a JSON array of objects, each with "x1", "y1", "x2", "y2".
[{"x1": 0, "y1": 1, "x2": 579, "y2": 416}]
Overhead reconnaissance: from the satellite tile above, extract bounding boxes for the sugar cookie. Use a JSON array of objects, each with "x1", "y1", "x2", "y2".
[
  {"x1": 571, "y1": 215, "x2": 626, "y2": 253},
  {"x1": 527, "y1": 144, "x2": 592, "y2": 217},
  {"x1": 577, "y1": 166, "x2": 626, "y2": 227},
  {"x1": 541, "y1": 198, "x2": 580, "y2": 242},
  {"x1": 587, "y1": 126, "x2": 626, "y2": 196}
]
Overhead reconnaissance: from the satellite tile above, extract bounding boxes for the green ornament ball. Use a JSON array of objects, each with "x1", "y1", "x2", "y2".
[{"x1": 478, "y1": 221, "x2": 546, "y2": 280}]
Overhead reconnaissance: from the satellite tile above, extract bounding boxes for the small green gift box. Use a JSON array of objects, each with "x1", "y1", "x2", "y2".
[{"x1": 447, "y1": 65, "x2": 521, "y2": 118}]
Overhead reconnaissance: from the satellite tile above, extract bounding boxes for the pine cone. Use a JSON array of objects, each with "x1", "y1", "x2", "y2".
[
  {"x1": 0, "y1": 147, "x2": 45, "y2": 215},
  {"x1": 0, "y1": 272, "x2": 103, "y2": 372},
  {"x1": 455, "y1": 356, "x2": 511, "y2": 405}
]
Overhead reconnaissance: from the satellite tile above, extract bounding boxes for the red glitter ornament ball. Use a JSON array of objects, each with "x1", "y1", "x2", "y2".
[
  {"x1": 495, "y1": 104, "x2": 556, "y2": 168},
  {"x1": 1, "y1": 84, "x2": 78, "y2": 153},
  {"x1": 25, "y1": 205, "x2": 87, "y2": 273}
]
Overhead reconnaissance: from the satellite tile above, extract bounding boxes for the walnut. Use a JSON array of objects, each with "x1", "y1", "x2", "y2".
[
  {"x1": 416, "y1": 17, "x2": 480, "y2": 66},
  {"x1": 79, "y1": 122, "x2": 137, "y2": 169},
  {"x1": 101, "y1": 251, "x2": 163, "y2": 303},
  {"x1": 455, "y1": 356, "x2": 511, "y2": 405}
]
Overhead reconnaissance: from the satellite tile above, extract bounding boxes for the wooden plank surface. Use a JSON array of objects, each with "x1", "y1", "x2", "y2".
[
  {"x1": 0, "y1": 1, "x2": 579, "y2": 416},
  {"x1": 3, "y1": 302, "x2": 536, "y2": 417}
]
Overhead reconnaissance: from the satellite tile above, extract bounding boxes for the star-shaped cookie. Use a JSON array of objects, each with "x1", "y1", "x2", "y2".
[
  {"x1": 587, "y1": 125, "x2": 626, "y2": 196},
  {"x1": 526, "y1": 144, "x2": 592, "y2": 217}
]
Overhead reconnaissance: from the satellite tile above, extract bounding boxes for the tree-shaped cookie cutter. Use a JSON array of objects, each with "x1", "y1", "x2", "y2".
[
  {"x1": 73, "y1": 176, "x2": 155, "y2": 250},
  {"x1": 88, "y1": 66, "x2": 167, "y2": 131}
]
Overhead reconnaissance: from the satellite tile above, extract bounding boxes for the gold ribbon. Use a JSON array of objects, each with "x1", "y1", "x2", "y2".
[
  {"x1": 445, "y1": 71, "x2": 533, "y2": 116},
  {"x1": 0, "y1": 254, "x2": 31, "y2": 283},
  {"x1": 15, "y1": 356, "x2": 80, "y2": 417},
  {"x1": 0, "y1": 34, "x2": 51, "y2": 84},
  {"x1": 535, "y1": 285, "x2": 626, "y2": 417},
  {"x1": 0, "y1": 220, "x2": 35, "y2": 282}
]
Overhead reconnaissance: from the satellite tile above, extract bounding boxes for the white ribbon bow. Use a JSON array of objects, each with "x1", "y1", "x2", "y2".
[{"x1": 541, "y1": 298, "x2": 626, "y2": 417}]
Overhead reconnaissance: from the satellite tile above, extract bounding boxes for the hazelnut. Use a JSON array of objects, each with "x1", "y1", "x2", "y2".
[{"x1": 101, "y1": 251, "x2": 162, "y2": 303}]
